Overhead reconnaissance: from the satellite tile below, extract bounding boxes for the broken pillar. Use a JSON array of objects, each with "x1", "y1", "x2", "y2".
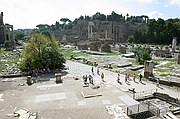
[
  {"x1": 119, "y1": 46, "x2": 126, "y2": 53},
  {"x1": 172, "y1": 37, "x2": 177, "y2": 52},
  {"x1": 27, "y1": 76, "x2": 32, "y2": 85},
  {"x1": 144, "y1": 61, "x2": 154, "y2": 78},
  {"x1": 55, "y1": 73, "x2": 62, "y2": 83},
  {"x1": 178, "y1": 55, "x2": 180, "y2": 64}
]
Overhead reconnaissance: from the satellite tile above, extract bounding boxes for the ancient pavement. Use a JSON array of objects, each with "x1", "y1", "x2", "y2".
[
  {"x1": 0, "y1": 60, "x2": 179, "y2": 119},
  {"x1": 66, "y1": 60, "x2": 180, "y2": 99}
]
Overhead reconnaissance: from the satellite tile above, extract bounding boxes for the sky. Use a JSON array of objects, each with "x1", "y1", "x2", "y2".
[{"x1": 0, "y1": 0, "x2": 180, "y2": 29}]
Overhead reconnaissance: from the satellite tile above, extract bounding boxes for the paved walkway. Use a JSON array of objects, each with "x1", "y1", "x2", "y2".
[
  {"x1": 65, "y1": 60, "x2": 180, "y2": 99},
  {"x1": 0, "y1": 60, "x2": 179, "y2": 119}
]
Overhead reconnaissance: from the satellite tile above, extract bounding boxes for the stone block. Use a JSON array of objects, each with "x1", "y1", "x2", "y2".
[
  {"x1": 55, "y1": 73, "x2": 62, "y2": 83},
  {"x1": 27, "y1": 76, "x2": 32, "y2": 85}
]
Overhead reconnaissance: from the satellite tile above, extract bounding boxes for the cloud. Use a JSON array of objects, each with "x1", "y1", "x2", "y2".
[
  {"x1": 169, "y1": 0, "x2": 180, "y2": 7},
  {"x1": 1, "y1": 0, "x2": 179, "y2": 29},
  {"x1": 137, "y1": 0, "x2": 155, "y2": 4},
  {"x1": 147, "y1": 11, "x2": 164, "y2": 19}
]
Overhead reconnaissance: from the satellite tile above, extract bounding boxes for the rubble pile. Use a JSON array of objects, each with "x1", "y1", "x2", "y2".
[
  {"x1": 7, "y1": 108, "x2": 37, "y2": 119},
  {"x1": 1, "y1": 65, "x2": 22, "y2": 76}
]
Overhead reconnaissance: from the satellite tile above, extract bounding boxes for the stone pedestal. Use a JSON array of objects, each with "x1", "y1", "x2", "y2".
[
  {"x1": 55, "y1": 73, "x2": 62, "y2": 83},
  {"x1": 27, "y1": 76, "x2": 32, "y2": 85},
  {"x1": 144, "y1": 61, "x2": 154, "y2": 78},
  {"x1": 119, "y1": 46, "x2": 126, "y2": 53}
]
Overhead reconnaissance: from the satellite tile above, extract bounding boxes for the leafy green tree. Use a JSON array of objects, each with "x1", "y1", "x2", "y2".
[
  {"x1": 132, "y1": 46, "x2": 152, "y2": 64},
  {"x1": 92, "y1": 12, "x2": 106, "y2": 21},
  {"x1": 14, "y1": 31, "x2": 26, "y2": 40},
  {"x1": 36, "y1": 24, "x2": 50, "y2": 31},
  {"x1": 19, "y1": 32, "x2": 66, "y2": 71},
  {"x1": 131, "y1": 18, "x2": 180, "y2": 45},
  {"x1": 127, "y1": 35, "x2": 134, "y2": 43}
]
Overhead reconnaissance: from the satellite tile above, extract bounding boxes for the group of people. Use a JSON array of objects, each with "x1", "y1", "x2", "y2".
[
  {"x1": 117, "y1": 73, "x2": 143, "y2": 85},
  {"x1": 84, "y1": 66, "x2": 146, "y2": 86},
  {"x1": 83, "y1": 74, "x2": 94, "y2": 86},
  {"x1": 82, "y1": 66, "x2": 162, "y2": 89},
  {"x1": 91, "y1": 67, "x2": 99, "y2": 75},
  {"x1": 83, "y1": 67, "x2": 105, "y2": 86}
]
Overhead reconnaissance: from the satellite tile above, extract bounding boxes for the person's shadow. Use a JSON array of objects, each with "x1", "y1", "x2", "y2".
[
  {"x1": 157, "y1": 86, "x2": 164, "y2": 90},
  {"x1": 140, "y1": 81, "x2": 146, "y2": 85}
]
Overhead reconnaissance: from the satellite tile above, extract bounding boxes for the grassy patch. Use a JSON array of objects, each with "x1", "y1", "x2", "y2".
[
  {"x1": 152, "y1": 58, "x2": 175, "y2": 62},
  {"x1": 101, "y1": 50, "x2": 121, "y2": 56},
  {"x1": 159, "y1": 73, "x2": 176, "y2": 77},
  {"x1": 62, "y1": 48, "x2": 89, "y2": 59},
  {"x1": 159, "y1": 74, "x2": 169, "y2": 77}
]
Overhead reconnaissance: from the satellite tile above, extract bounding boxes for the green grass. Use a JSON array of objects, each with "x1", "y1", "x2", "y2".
[
  {"x1": 152, "y1": 58, "x2": 175, "y2": 62},
  {"x1": 101, "y1": 50, "x2": 121, "y2": 56},
  {"x1": 159, "y1": 74, "x2": 169, "y2": 77},
  {"x1": 62, "y1": 48, "x2": 89, "y2": 59},
  {"x1": 159, "y1": 73, "x2": 176, "y2": 77},
  {"x1": 62, "y1": 48, "x2": 121, "y2": 59}
]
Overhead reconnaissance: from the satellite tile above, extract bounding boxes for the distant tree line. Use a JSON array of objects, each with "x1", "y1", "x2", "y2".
[
  {"x1": 128, "y1": 18, "x2": 180, "y2": 45},
  {"x1": 35, "y1": 11, "x2": 148, "y2": 31}
]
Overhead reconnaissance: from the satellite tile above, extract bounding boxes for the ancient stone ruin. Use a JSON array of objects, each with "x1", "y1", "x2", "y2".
[
  {"x1": 144, "y1": 61, "x2": 154, "y2": 78},
  {"x1": 178, "y1": 55, "x2": 180, "y2": 64},
  {"x1": 172, "y1": 37, "x2": 177, "y2": 52},
  {"x1": 0, "y1": 12, "x2": 15, "y2": 49}
]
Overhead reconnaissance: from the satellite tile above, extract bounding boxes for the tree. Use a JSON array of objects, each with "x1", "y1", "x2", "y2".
[
  {"x1": 14, "y1": 31, "x2": 25, "y2": 40},
  {"x1": 19, "y1": 32, "x2": 66, "y2": 71},
  {"x1": 131, "y1": 18, "x2": 180, "y2": 45},
  {"x1": 36, "y1": 24, "x2": 50, "y2": 31},
  {"x1": 128, "y1": 35, "x2": 134, "y2": 43},
  {"x1": 92, "y1": 12, "x2": 106, "y2": 21},
  {"x1": 132, "y1": 46, "x2": 152, "y2": 64},
  {"x1": 60, "y1": 18, "x2": 71, "y2": 24}
]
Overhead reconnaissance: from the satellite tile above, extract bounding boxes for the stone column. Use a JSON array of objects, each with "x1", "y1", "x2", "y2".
[
  {"x1": 88, "y1": 22, "x2": 94, "y2": 40},
  {"x1": 172, "y1": 37, "x2": 177, "y2": 52},
  {"x1": 105, "y1": 30, "x2": 107, "y2": 40},
  {"x1": 144, "y1": 61, "x2": 154, "y2": 78},
  {"x1": 178, "y1": 55, "x2": 180, "y2": 64}
]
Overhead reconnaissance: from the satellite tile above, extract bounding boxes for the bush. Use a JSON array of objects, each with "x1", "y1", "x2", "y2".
[{"x1": 19, "y1": 32, "x2": 66, "y2": 71}]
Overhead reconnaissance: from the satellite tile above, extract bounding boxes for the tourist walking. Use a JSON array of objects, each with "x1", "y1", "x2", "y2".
[
  {"x1": 91, "y1": 67, "x2": 94, "y2": 75},
  {"x1": 83, "y1": 75, "x2": 88, "y2": 86},
  {"x1": 139, "y1": 74, "x2": 142, "y2": 83},
  {"x1": 97, "y1": 67, "x2": 100, "y2": 75},
  {"x1": 156, "y1": 78, "x2": 160, "y2": 87},
  {"x1": 89, "y1": 74, "x2": 94, "y2": 85},
  {"x1": 117, "y1": 74, "x2": 122, "y2": 84},
  {"x1": 128, "y1": 73, "x2": 131, "y2": 81},
  {"x1": 133, "y1": 73, "x2": 136, "y2": 82},
  {"x1": 101, "y1": 72, "x2": 105, "y2": 82},
  {"x1": 125, "y1": 73, "x2": 128, "y2": 83}
]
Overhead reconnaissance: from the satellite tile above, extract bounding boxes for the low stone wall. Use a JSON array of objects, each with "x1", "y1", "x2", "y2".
[
  {"x1": 1, "y1": 74, "x2": 22, "y2": 78},
  {"x1": 148, "y1": 77, "x2": 180, "y2": 88},
  {"x1": 153, "y1": 92, "x2": 180, "y2": 105}
]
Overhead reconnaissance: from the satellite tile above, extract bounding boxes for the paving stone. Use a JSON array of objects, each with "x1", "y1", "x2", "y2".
[
  {"x1": 77, "y1": 100, "x2": 86, "y2": 106},
  {"x1": 35, "y1": 92, "x2": 67, "y2": 103},
  {"x1": 102, "y1": 100, "x2": 112, "y2": 105}
]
